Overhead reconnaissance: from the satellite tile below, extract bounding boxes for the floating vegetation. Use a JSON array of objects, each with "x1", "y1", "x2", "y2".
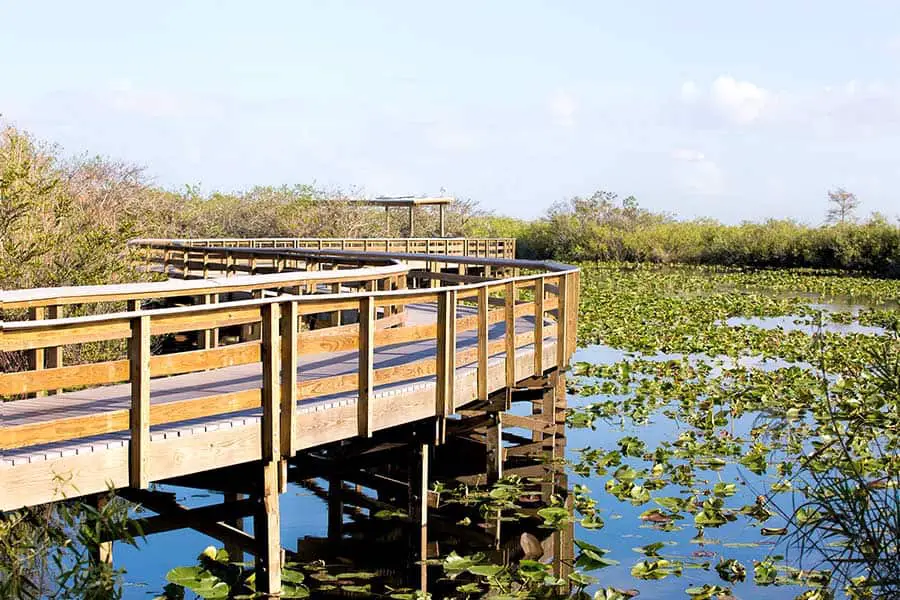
[
  {"x1": 564, "y1": 263, "x2": 899, "y2": 599},
  {"x1": 155, "y1": 264, "x2": 899, "y2": 599}
]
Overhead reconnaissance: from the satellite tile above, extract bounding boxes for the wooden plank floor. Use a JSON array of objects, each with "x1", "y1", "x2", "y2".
[{"x1": 1, "y1": 304, "x2": 548, "y2": 467}]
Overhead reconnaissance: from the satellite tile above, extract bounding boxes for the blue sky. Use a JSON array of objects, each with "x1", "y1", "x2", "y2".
[{"x1": 3, "y1": 1, "x2": 900, "y2": 223}]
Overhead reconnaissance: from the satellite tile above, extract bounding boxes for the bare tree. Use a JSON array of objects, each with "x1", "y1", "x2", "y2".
[{"x1": 826, "y1": 187, "x2": 860, "y2": 224}]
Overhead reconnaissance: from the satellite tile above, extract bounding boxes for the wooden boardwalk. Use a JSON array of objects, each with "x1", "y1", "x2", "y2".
[{"x1": 0, "y1": 238, "x2": 578, "y2": 593}]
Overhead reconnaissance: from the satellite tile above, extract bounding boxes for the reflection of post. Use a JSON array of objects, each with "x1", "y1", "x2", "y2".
[
  {"x1": 91, "y1": 493, "x2": 113, "y2": 565},
  {"x1": 552, "y1": 494, "x2": 575, "y2": 581},
  {"x1": 408, "y1": 441, "x2": 429, "y2": 594},
  {"x1": 552, "y1": 370, "x2": 573, "y2": 582},
  {"x1": 541, "y1": 377, "x2": 557, "y2": 503},
  {"x1": 327, "y1": 474, "x2": 343, "y2": 541},
  {"x1": 223, "y1": 492, "x2": 245, "y2": 562},
  {"x1": 485, "y1": 412, "x2": 502, "y2": 483}
]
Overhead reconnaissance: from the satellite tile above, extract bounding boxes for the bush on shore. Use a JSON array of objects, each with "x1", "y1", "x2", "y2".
[{"x1": 498, "y1": 191, "x2": 900, "y2": 277}]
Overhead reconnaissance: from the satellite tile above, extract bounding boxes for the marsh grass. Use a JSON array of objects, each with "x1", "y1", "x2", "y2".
[
  {"x1": 777, "y1": 333, "x2": 900, "y2": 599},
  {"x1": 0, "y1": 492, "x2": 139, "y2": 600}
]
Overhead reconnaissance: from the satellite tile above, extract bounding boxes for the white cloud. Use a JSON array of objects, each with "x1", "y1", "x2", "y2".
[
  {"x1": 671, "y1": 148, "x2": 706, "y2": 162},
  {"x1": 677, "y1": 76, "x2": 772, "y2": 126},
  {"x1": 710, "y1": 76, "x2": 770, "y2": 124},
  {"x1": 549, "y1": 90, "x2": 577, "y2": 128}
]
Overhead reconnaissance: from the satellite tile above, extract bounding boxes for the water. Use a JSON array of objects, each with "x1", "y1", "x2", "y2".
[
  {"x1": 565, "y1": 345, "x2": 799, "y2": 600},
  {"x1": 96, "y1": 304, "x2": 893, "y2": 597}
]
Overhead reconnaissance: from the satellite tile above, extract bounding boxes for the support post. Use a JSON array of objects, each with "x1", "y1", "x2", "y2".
[
  {"x1": 358, "y1": 296, "x2": 375, "y2": 437},
  {"x1": 385, "y1": 205, "x2": 390, "y2": 235},
  {"x1": 258, "y1": 302, "x2": 283, "y2": 596},
  {"x1": 439, "y1": 204, "x2": 446, "y2": 237},
  {"x1": 408, "y1": 205, "x2": 415, "y2": 237},
  {"x1": 129, "y1": 315, "x2": 151, "y2": 489},
  {"x1": 255, "y1": 460, "x2": 282, "y2": 596}
]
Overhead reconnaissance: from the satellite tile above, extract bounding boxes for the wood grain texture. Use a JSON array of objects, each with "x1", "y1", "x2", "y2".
[
  {"x1": 357, "y1": 296, "x2": 375, "y2": 437},
  {"x1": 1, "y1": 239, "x2": 579, "y2": 514},
  {"x1": 129, "y1": 315, "x2": 150, "y2": 489}
]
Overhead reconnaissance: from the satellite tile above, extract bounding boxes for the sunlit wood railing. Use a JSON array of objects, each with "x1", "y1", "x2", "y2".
[
  {"x1": 136, "y1": 237, "x2": 517, "y2": 261},
  {"x1": 0, "y1": 242, "x2": 577, "y2": 507}
]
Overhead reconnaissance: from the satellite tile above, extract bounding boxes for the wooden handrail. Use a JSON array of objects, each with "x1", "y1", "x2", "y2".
[
  {"x1": 132, "y1": 237, "x2": 517, "y2": 261},
  {"x1": 0, "y1": 242, "x2": 579, "y2": 479}
]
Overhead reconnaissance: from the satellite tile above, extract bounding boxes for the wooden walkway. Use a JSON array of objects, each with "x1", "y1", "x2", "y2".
[{"x1": 0, "y1": 239, "x2": 578, "y2": 513}]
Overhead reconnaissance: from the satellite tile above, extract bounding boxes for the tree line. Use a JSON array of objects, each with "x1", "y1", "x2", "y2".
[{"x1": 3, "y1": 125, "x2": 899, "y2": 292}]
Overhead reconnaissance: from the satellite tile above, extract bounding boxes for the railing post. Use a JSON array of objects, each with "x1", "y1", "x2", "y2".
[
  {"x1": 46, "y1": 305, "x2": 63, "y2": 395},
  {"x1": 129, "y1": 314, "x2": 151, "y2": 489},
  {"x1": 571, "y1": 270, "x2": 580, "y2": 361},
  {"x1": 280, "y1": 300, "x2": 298, "y2": 458},
  {"x1": 477, "y1": 286, "x2": 489, "y2": 401},
  {"x1": 182, "y1": 250, "x2": 190, "y2": 278},
  {"x1": 534, "y1": 279, "x2": 544, "y2": 376},
  {"x1": 27, "y1": 307, "x2": 46, "y2": 398},
  {"x1": 505, "y1": 282, "x2": 516, "y2": 389},
  {"x1": 331, "y1": 282, "x2": 342, "y2": 326},
  {"x1": 358, "y1": 296, "x2": 375, "y2": 437},
  {"x1": 436, "y1": 289, "x2": 457, "y2": 422},
  {"x1": 203, "y1": 294, "x2": 218, "y2": 350},
  {"x1": 261, "y1": 302, "x2": 282, "y2": 463},
  {"x1": 556, "y1": 274, "x2": 569, "y2": 369}
]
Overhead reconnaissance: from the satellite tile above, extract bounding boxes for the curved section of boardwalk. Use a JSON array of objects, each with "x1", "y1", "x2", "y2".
[{"x1": 0, "y1": 239, "x2": 579, "y2": 512}]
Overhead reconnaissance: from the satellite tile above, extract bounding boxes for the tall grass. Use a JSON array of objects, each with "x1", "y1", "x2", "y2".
[{"x1": 774, "y1": 334, "x2": 900, "y2": 599}]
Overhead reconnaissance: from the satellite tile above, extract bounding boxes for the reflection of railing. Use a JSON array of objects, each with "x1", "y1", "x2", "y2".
[
  {"x1": 144, "y1": 237, "x2": 517, "y2": 260},
  {"x1": 0, "y1": 241, "x2": 578, "y2": 512}
]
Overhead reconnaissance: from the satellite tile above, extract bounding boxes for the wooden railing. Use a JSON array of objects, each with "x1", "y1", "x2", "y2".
[
  {"x1": 0, "y1": 243, "x2": 578, "y2": 507},
  {"x1": 136, "y1": 237, "x2": 517, "y2": 260}
]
